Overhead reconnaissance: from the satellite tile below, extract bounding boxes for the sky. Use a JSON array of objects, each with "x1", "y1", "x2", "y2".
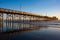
[{"x1": 0, "y1": 0, "x2": 60, "y2": 19}]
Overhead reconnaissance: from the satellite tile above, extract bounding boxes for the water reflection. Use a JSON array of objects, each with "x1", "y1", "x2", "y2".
[
  {"x1": 0, "y1": 22, "x2": 3, "y2": 32},
  {"x1": 0, "y1": 20, "x2": 47, "y2": 32},
  {"x1": 1, "y1": 26, "x2": 60, "y2": 40},
  {"x1": 1, "y1": 20, "x2": 60, "y2": 40}
]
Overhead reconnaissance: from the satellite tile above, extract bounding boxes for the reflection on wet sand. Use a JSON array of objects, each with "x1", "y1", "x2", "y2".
[
  {"x1": 0, "y1": 22, "x2": 3, "y2": 32},
  {"x1": 0, "y1": 20, "x2": 48, "y2": 33},
  {"x1": 0, "y1": 20, "x2": 49, "y2": 40},
  {"x1": 0, "y1": 25, "x2": 48, "y2": 37},
  {"x1": 2, "y1": 22, "x2": 48, "y2": 32},
  {"x1": 0, "y1": 21, "x2": 48, "y2": 40}
]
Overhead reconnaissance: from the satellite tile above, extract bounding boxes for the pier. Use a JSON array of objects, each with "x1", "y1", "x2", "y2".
[{"x1": 0, "y1": 8, "x2": 58, "y2": 32}]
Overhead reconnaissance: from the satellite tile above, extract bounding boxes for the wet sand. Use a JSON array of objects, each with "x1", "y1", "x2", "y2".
[{"x1": 0, "y1": 26, "x2": 47, "y2": 40}]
